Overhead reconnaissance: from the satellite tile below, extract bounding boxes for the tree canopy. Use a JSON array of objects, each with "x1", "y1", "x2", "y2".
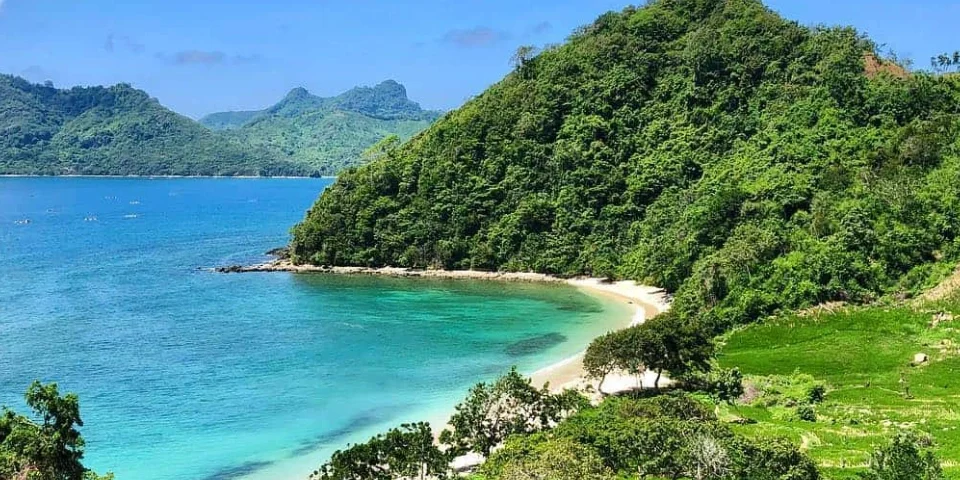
[
  {"x1": 311, "y1": 422, "x2": 449, "y2": 480},
  {"x1": 439, "y1": 368, "x2": 586, "y2": 456},
  {"x1": 0, "y1": 382, "x2": 111, "y2": 480}
]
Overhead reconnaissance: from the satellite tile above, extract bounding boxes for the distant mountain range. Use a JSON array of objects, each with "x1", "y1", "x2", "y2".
[
  {"x1": 0, "y1": 76, "x2": 440, "y2": 176},
  {"x1": 201, "y1": 80, "x2": 442, "y2": 175}
]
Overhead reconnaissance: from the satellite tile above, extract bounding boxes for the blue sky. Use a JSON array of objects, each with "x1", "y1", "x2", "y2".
[{"x1": 1, "y1": 0, "x2": 957, "y2": 118}]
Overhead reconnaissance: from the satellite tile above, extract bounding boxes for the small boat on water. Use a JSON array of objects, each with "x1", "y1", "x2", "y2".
[
  {"x1": 14, "y1": 219, "x2": 31, "y2": 225},
  {"x1": 84, "y1": 215, "x2": 98, "y2": 222}
]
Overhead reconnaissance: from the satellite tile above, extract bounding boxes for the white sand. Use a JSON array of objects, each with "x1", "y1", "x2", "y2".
[{"x1": 530, "y1": 278, "x2": 671, "y2": 396}]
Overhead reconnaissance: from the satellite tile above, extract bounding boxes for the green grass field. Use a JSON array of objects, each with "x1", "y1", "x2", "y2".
[{"x1": 717, "y1": 295, "x2": 960, "y2": 479}]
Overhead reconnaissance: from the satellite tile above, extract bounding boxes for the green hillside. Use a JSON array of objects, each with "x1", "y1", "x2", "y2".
[
  {"x1": 201, "y1": 80, "x2": 441, "y2": 175},
  {"x1": 292, "y1": 0, "x2": 960, "y2": 330},
  {"x1": 0, "y1": 75, "x2": 311, "y2": 176},
  {"x1": 716, "y1": 288, "x2": 960, "y2": 478},
  {"x1": 197, "y1": 110, "x2": 262, "y2": 131}
]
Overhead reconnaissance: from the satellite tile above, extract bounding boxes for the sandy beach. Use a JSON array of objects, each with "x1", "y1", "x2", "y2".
[{"x1": 531, "y1": 278, "x2": 671, "y2": 395}]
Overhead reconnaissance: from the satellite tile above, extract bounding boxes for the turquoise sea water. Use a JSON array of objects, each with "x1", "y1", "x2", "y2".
[{"x1": 0, "y1": 177, "x2": 630, "y2": 480}]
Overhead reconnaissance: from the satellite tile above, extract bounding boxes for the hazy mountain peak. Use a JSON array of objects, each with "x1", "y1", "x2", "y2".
[
  {"x1": 284, "y1": 86, "x2": 314, "y2": 101},
  {"x1": 338, "y1": 79, "x2": 407, "y2": 101},
  {"x1": 266, "y1": 87, "x2": 324, "y2": 117},
  {"x1": 330, "y1": 80, "x2": 431, "y2": 120},
  {"x1": 373, "y1": 79, "x2": 407, "y2": 98},
  {"x1": 201, "y1": 80, "x2": 440, "y2": 131}
]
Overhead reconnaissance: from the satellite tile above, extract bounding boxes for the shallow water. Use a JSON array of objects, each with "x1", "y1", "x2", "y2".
[{"x1": 0, "y1": 177, "x2": 630, "y2": 480}]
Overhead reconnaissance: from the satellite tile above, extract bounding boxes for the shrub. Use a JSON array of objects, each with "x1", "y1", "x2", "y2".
[
  {"x1": 860, "y1": 432, "x2": 944, "y2": 480},
  {"x1": 796, "y1": 404, "x2": 817, "y2": 423},
  {"x1": 552, "y1": 394, "x2": 818, "y2": 479},
  {"x1": 439, "y1": 368, "x2": 587, "y2": 456},
  {"x1": 807, "y1": 383, "x2": 827, "y2": 404},
  {"x1": 481, "y1": 436, "x2": 613, "y2": 480},
  {"x1": 685, "y1": 366, "x2": 745, "y2": 404},
  {"x1": 746, "y1": 373, "x2": 827, "y2": 408},
  {"x1": 313, "y1": 422, "x2": 450, "y2": 480}
]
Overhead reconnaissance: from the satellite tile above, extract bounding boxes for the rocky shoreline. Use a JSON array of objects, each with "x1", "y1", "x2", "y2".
[{"x1": 216, "y1": 260, "x2": 568, "y2": 283}]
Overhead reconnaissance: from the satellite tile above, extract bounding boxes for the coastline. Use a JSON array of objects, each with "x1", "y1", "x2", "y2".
[
  {"x1": 531, "y1": 278, "x2": 671, "y2": 395},
  {"x1": 225, "y1": 260, "x2": 672, "y2": 395},
  {"x1": 219, "y1": 260, "x2": 568, "y2": 282}
]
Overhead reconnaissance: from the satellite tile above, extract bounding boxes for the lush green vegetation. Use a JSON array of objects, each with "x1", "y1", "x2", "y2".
[
  {"x1": 717, "y1": 289, "x2": 960, "y2": 479},
  {"x1": 0, "y1": 75, "x2": 312, "y2": 176},
  {"x1": 314, "y1": 370, "x2": 827, "y2": 480},
  {"x1": 201, "y1": 80, "x2": 441, "y2": 175},
  {"x1": 439, "y1": 368, "x2": 587, "y2": 457},
  {"x1": 0, "y1": 76, "x2": 440, "y2": 176},
  {"x1": 0, "y1": 382, "x2": 111, "y2": 480},
  {"x1": 291, "y1": 0, "x2": 960, "y2": 334},
  {"x1": 313, "y1": 422, "x2": 449, "y2": 480},
  {"x1": 8, "y1": 0, "x2": 959, "y2": 477},
  {"x1": 584, "y1": 311, "x2": 715, "y2": 391}
]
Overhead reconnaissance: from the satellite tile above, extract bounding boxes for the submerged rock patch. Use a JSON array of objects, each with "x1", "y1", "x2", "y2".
[
  {"x1": 505, "y1": 333, "x2": 567, "y2": 357},
  {"x1": 200, "y1": 461, "x2": 273, "y2": 480}
]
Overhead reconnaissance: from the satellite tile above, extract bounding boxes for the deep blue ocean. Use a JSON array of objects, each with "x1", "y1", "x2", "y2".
[{"x1": 0, "y1": 177, "x2": 629, "y2": 480}]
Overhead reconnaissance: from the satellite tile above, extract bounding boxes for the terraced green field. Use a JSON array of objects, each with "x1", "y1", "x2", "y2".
[{"x1": 718, "y1": 293, "x2": 960, "y2": 478}]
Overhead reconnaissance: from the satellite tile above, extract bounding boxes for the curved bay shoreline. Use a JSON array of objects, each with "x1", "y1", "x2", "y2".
[{"x1": 221, "y1": 260, "x2": 672, "y2": 394}]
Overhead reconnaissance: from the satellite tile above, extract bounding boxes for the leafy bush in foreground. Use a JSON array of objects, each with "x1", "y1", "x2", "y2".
[
  {"x1": 489, "y1": 394, "x2": 820, "y2": 480},
  {"x1": 311, "y1": 422, "x2": 449, "y2": 480},
  {"x1": 0, "y1": 382, "x2": 111, "y2": 480},
  {"x1": 861, "y1": 433, "x2": 943, "y2": 480},
  {"x1": 478, "y1": 436, "x2": 614, "y2": 480},
  {"x1": 316, "y1": 384, "x2": 820, "y2": 480},
  {"x1": 439, "y1": 368, "x2": 587, "y2": 456}
]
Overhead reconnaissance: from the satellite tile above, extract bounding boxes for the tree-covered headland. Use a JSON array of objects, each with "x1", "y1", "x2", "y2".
[
  {"x1": 0, "y1": 76, "x2": 311, "y2": 176},
  {"x1": 0, "y1": 77, "x2": 439, "y2": 176},
  {"x1": 293, "y1": 0, "x2": 960, "y2": 332}
]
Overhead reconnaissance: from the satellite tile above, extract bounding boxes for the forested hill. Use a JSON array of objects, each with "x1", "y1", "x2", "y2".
[
  {"x1": 292, "y1": 0, "x2": 960, "y2": 329},
  {"x1": 0, "y1": 75, "x2": 312, "y2": 176},
  {"x1": 200, "y1": 80, "x2": 442, "y2": 175}
]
